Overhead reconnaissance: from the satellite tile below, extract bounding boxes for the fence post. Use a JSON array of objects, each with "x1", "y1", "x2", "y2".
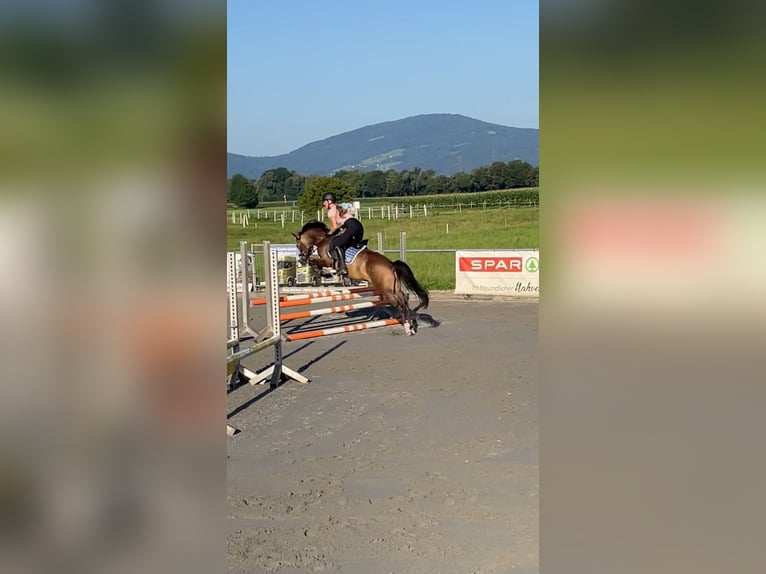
[
  {"x1": 399, "y1": 231, "x2": 407, "y2": 263},
  {"x1": 377, "y1": 231, "x2": 383, "y2": 254}
]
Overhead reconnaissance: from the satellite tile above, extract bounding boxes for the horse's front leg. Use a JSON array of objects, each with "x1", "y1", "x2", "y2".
[{"x1": 308, "y1": 255, "x2": 333, "y2": 276}]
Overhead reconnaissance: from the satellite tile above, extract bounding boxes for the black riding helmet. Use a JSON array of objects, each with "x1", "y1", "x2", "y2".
[{"x1": 322, "y1": 192, "x2": 336, "y2": 203}]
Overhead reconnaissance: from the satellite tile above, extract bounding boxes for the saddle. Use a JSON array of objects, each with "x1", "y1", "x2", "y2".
[{"x1": 343, "y1": 240, "x2": 368, "y2": 264}]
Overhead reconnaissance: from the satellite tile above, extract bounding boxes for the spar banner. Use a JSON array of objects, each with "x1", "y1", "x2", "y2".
[{"x1": 455, "y1": 249, "x2": 539, "y2": 297}]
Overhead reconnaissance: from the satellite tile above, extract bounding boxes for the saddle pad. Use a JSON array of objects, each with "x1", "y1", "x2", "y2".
[{"x1": 345, "y1": 244, "x2": 367, "y2": 264}]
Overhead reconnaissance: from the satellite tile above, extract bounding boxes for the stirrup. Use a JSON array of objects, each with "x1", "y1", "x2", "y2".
[{"x1": 335, "y1": 258, "x2": 347, "y2": 275}]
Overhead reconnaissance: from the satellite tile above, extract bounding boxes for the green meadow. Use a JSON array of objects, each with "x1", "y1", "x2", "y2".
[{"x1": 227, "y1": 200, "x2": 538, "y2": 290}]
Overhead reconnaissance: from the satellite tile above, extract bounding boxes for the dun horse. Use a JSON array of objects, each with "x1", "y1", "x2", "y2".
[{"x1": 293, "y1": 221, "x2": 429, "y2": 336}]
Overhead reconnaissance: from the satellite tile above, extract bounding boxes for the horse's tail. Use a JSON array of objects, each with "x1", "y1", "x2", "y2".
[{"x1": 392, "y1": 260, "x2": 429, "y2": 311}]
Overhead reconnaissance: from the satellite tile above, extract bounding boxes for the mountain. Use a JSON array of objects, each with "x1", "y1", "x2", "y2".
[{"x1": 227, "y1": 114, "x2": 538, "y2": 179}]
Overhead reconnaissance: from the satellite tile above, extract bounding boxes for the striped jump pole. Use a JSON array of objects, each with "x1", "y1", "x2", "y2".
[
  {"x1": 277, "y1": 291, "x2": 381, "y2": 309},
  {"x1": 250, "y1": 286, "x2": 381, "y2": 306},
  {"x1": 280, "y1": 300, "x2": 389, "y2": 322},
  {"x1": 285, "y1": 319, "x2": 401, "y2": 342}
]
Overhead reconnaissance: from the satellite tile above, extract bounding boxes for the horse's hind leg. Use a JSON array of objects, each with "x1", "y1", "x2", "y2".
[
  {"x1": 401, "y1": 291, "x2": 422, "y2": 335},
  {"x1": 407, "y1": 301, "x2": 418, "y2": 334},
  {"x1": 396, "y1": 293, "x2": 416, "y2": 336},
  {"x1": 382, "y1": 290, "x2": 415, "y2": 336}
]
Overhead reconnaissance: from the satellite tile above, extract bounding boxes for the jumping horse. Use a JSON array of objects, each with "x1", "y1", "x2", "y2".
[{"x1": 293, "y1": 221, "x2": 429, "y2": 336}]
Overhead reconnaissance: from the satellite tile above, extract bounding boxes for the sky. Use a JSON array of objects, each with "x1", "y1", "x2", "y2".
[{"x1": 228, "y1": 0, "x2": 538, "y2": 157}]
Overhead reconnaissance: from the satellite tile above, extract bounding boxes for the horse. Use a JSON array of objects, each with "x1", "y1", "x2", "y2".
[{"x1": 292, "y1": 221, "x2": 429, "y2": 336}]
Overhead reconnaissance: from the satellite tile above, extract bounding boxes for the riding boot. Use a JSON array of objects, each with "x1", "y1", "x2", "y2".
[{"x1": 333, "y1": 247, "x2": 347, "y2": 275}]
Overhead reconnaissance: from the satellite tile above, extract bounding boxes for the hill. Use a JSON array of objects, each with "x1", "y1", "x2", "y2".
[{"x1": 227, "y1": 113, "x2": 538, "y2": 179}]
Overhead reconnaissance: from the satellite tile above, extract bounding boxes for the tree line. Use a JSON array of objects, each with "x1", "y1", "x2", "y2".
[{"x1": 227, "y1": 160, "x2": 539, "y2": 209}]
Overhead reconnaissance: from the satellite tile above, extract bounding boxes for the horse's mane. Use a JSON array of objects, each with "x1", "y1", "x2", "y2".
[{"x1": 298, "y1": 220, "x2": 330, "y2": 235}]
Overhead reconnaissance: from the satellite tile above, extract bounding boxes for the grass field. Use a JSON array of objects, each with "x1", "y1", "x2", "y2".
[{"x1": 227, "y1": 206, "x2": 538, "y2": 290}]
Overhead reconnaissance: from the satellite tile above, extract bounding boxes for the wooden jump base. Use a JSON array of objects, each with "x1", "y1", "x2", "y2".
[
  {"x1": 227, "y1": 241, "x2": 310, "y2": 437},
  {"x1": 285, "y1": 318, "x2": 401, "y2": 341}
]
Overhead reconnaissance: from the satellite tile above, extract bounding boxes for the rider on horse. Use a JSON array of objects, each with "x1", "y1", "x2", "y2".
[{"x1": 322, "y1": 192, "x2": 364, "y2": 276}]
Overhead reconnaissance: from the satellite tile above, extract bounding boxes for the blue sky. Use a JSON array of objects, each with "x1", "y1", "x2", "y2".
[{"x1": 228, "y1": 0, "x2": 538, "y2": 157}]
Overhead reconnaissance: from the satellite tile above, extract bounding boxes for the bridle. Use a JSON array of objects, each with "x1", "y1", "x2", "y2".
[{"x1": 296, "y1": 237, "x2": 318, "y2": 265}]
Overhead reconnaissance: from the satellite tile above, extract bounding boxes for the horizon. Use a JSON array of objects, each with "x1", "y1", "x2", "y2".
[
  {"x1": 227, "y1": 112, "x2": 539, "y2": 159},
  {"x1": 228, "y1": 1, "x2": 539, "y2": 157}
]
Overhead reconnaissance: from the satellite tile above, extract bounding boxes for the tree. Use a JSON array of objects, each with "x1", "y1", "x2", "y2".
[
  {"x1": 298, "y1": 177, "x2": 354, "y2": 213},
  {"x1": 471, "y1": 166, "x2": 491, "y2": 192},
  {"x1": 505, "y1": 160, "x2": 538, "y2": 188},
  {"x1": 525, "y1": 165, "x2": 539, "y2": 187},
  {"x1": 426, "y1": 174, "x2": 450, "y2": 195},
  {"x1": 228, "y1": 173, "x2": 259, "y2": 208},
  {"x1": 285, "y1": 173, "x2": 307, "y2": 200},
  {"x1": 364, "y1": 170, "x2": 386, "y2": 198},
  {"x1": 448, "y1": 172, "x2": 474, "y2": 193},
  {"x1": 256, "y1": 167, "x2": 295, "y2": 201},
  {"x1": 385, "y1": 170, "x2": 403, "y2": 197},
  {"x1": 334, "y1": 170, "x2": 365, "y2": 197},
  {"x1": 416, "y1": 169, "x2": 436, "y2": 195}
]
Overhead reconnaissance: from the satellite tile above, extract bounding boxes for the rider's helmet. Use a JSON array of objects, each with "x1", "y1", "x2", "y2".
[{"x1": 322, "y1": 192, "x2": 336, "y2": 203}]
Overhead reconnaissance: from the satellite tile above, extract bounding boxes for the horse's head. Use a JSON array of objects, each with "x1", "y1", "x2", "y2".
[
  {"x1": 293, "y1": 220, "x2": 330, "y2": 265},
  {"x1": 292, "y1": 232, "x2": 313, "y2": 265}
]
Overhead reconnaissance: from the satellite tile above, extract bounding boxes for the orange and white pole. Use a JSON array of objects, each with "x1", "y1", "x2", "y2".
[{"x1": 285, "y1": 319, "x2": 401, "y2": 341}]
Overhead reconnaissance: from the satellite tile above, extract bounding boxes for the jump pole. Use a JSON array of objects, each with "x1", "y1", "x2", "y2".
[
  {"x1": 276, "y1": 291, "x2": 381, "y2": 308},
  {"x1": 250, "y1": 287, "x2": 382, "y2": 306},
  {"x1": 280, "y1": 300, "x2": 389, "y2": 322},
  {"x1": 285, "y1": 319, "x2": 401, "y2": 342}
]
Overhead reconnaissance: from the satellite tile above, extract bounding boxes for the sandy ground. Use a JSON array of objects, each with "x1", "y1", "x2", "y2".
[{"x1": 227, "y1": 297, "x2": 538, "y2": 573}]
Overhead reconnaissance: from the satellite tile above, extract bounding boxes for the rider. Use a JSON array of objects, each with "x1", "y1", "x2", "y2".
[{"x1": 322, "y1": 192, "x2": 364, "y2": 276}]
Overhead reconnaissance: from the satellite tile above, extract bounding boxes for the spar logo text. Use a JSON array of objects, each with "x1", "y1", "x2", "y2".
[{"x1": 458, "y1": 257, "x2": 523, "y2": 272}]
